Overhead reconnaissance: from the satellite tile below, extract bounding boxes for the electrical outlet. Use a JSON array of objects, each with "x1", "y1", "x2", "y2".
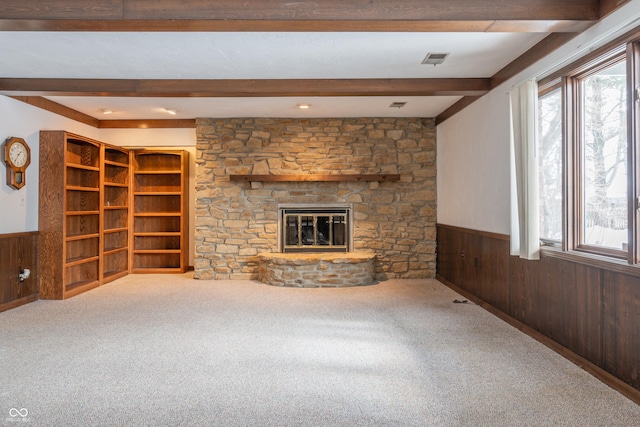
[{"x1": 19, "y1": 268, "x2": 30, "y2": 282}]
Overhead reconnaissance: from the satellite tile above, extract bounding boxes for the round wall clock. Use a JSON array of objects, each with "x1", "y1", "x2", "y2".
[{"x1": 3, "y1": 137, "x2": 31, "y2": 190}]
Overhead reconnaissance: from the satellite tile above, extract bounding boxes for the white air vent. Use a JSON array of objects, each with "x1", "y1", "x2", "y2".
[
  {"x1": 389, "y1": 102, "x2": 407, "y2": 108},
  {"x1": 421, "y1": 52, "x2": 450, "y2": 66}
]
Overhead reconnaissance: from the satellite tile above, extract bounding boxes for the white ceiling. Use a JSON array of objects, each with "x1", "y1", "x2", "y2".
[{"x1": 0, "y1": 31, "x2": 549, "y2": 119}]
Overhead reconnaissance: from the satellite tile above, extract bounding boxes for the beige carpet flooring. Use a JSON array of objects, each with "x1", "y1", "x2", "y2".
[{"x1": 1, "y1": 274, "x2": 639, "y2": 426}]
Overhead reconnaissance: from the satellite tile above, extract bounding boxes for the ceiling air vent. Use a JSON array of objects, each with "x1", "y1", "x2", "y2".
[
  {"x1": 389, "y1": 102, "x2": 407, "y2": 108},
  {"x1": 421, "y1": 52, "x2": 450, "y2": 66}
]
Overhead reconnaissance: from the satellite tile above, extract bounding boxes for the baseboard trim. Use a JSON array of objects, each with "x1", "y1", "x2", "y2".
[
  {"x1": 436, "y1": 274, "x2": 640, "y2": 406},
  {"x1": 0, "y1": 294, "x2": 38, "y2": 313}
]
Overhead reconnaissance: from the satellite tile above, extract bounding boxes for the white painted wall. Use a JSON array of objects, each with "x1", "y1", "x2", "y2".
[
  {"x1": 97, "y1": 128, "x2": 195, "y2": 148},
  {"x1": 437, "y1": 0, "x2": 640, "y2": 234},
  {"x1": 437, "y1": 92, "x2": 511, "y2": 233},
  {"x1": 0, "y1": 95, "x2": 100, "y2": 233}
]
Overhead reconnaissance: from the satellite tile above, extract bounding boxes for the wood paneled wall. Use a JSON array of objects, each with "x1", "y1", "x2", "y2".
[
  {"x1": 0, "y1": 231, "x2": 38, "y2": 312},
  {"x1": 437, "y1": 223, "x2": 640, "y2": 398}
]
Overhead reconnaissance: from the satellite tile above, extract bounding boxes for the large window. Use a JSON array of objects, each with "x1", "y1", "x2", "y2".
[{"x1": 538, "y1": 37, "x2": 637, "y2": 263}]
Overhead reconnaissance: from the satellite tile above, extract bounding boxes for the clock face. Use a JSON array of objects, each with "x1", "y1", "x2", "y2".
[{"x1": 9, "y1": 142, "x2": 28, "y2": 167}]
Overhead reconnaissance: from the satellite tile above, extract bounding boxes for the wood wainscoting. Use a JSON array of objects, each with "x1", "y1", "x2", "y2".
[
  {"x1": 0, "y1": 231, "x2": 38, "y2": 312},
  {"x1": 436, "y1": 223, "x2": 640, "y2": 403}
]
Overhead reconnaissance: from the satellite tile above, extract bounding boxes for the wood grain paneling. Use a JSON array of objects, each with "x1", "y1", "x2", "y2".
[
  {"x1": 20, "y1": 234, "x2": 38, "y2": 298},
  {"x1": 602, "y1": 271, "x2": 640, "y2": 390},
  {"x1": 574, "y1": 264, "x2": 604, "y2": 365},
  {"x1": 437, "y1": 223, "x2": 640, "y2": 398},
  {"x1": 540, "y1": 256, "x2": 576, "y2": 346},
  {"x1": 0, "y1": 0, "x2": 123, "y2": 19},
  {"x1": 0, "y1": 0, "x2": 600, "y2": 22},
  {"x1": 436, "y1": 226, "x2": 452, "y2": 284},
  {"x1": 0, "y1": 231, "x2": 38, "y2": 312},
  {"x1": 1, "y1": 237, "x2": 13, "y2": 303},
  {"x1": 480, "y1": 235, "x2": 510, "y2": 312},
  {"x1": 508, "y1": 256, "x2": 530, "y2": 324},
  {"x1": 461, "y1": 231, "x2": 481, "y2": 294},
  {"x1": 38, "y1": 131, "x2": 67, "y2": 300}
]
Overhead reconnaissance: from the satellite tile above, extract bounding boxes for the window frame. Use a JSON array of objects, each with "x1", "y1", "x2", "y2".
[
  {"x1": 537, "y1": 79, "x2": 564, "y2": 247},
  {"x1": 628, "y1": 41, "x2": 640, "y2": 265},
  {"x1": 537, "y1": 28, "x2": 640, "y2": 266},
  {"x1": 571, "y1": 53, "x2": 628, "y2": 259}
]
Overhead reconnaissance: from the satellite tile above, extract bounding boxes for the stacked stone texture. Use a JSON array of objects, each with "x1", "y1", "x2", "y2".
[
  {"x1": 194, "y1": 117, "x2": 436, "y2": 280},
  {"x1": 257, "y1": 251, "x2": 376, "y2": 287}
]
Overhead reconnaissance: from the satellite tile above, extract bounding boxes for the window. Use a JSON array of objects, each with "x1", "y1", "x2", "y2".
[
  {"x1": 537, "y1": 34, "x2": 639, "y2": 263},
  {"x1": 538, "y1": 86, "x2": 563, "y2": 243},
  {"x1": 578, "y1": 59, "x2": 628, "y2": 254}
]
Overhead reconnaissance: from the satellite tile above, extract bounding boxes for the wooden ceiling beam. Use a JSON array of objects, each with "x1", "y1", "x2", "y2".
[
  {"x1": 492, "y1": 32, "x2": 581, "y2": 88},
  {"x1": 123, "y1": 0, "x2": 600, "y2": 21},
  {"x1": 0, "y1": 0, "x2": 600, "y2": 21},
  {"x1": 0, "y1": 0, "x2": 600, "y2": 32},
  {"x1": 601, "y1": 0, "x2": 632, "y2": 17},
  {"x1": 0, "y1": 19, "x2": 596, "y2": 33},
  {"x1": 10, "y1": 96, "x2": 99, "y2": 127},
  {"x1": 11, "y1": 96, "x2": 195, "y2": 129},
  {"x1": 436, "y1": 31, "x2": 581, "y2": 125},
  {"x1": 0, "y1": 78, "x2": 491, "y2": 98}
]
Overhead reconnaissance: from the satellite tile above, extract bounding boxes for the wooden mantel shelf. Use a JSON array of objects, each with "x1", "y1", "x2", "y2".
[{"x1": 229, "y1": 174, "x2": 401, "y2": 182}]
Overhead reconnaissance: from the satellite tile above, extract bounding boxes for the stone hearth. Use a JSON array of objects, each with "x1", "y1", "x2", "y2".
[{"x1": 257, "y1": 251, "x2": 376, "y2": 287}]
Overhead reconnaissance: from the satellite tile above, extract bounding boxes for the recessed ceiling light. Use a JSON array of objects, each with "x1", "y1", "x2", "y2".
[
  {"x1": 390, "y1": 102, "x2": 407, "y2": 108},
  {"x1": 297, "y1": 104, "x2": 311, "y2": 109},
  {"x1": 421, "y1": 52, "x2": 450, "y2": 66},
  {"x1": 101, "y1": 108, "x2": 113, "y2": 115},
  {"x1": 164, "y1": 108, "x2": 178, "y2": 115}
]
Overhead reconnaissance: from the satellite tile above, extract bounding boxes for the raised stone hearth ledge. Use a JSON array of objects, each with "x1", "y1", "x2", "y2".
[{"x1": 257, "y1": 251, "x2": 376, "y2": 288}]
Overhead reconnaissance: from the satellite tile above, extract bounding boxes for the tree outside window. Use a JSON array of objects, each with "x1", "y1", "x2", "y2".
[
  {"x1": 538, "y1": 88, "x2": 563, "y2": 243},
  {"x1": 580, "y1": 60, "x2": 628, "y2": 251}
]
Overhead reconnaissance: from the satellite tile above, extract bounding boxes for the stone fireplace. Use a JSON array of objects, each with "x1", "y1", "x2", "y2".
[
  {"x1": 194, "y1": 117, "x2": 436, "y2": 281},
  {"x1": 258, "y1": 202, "x2": 365, "y2": 288}
]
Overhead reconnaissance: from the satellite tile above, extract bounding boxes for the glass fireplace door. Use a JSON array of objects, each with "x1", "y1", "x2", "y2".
[{"x1": 282, "y1": 210, "x2": 349, "y2": 252}]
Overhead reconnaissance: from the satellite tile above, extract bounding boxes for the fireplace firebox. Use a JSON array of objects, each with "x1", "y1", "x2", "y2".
[{"x1": 278, "y1": 204, "x2": 353, "y2": 253}]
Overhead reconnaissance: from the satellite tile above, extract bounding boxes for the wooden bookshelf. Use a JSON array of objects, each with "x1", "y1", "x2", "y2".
[
  {"x1": 101, "y1": 145, "x2": 130, "y2": 282},
  {"x1": 131, "y1": 150, "x2": 189, "y2": 273},
  {"x1": 39, "y1": 131, "x2": 190, "y2": 298},
  {"x1": 39, "y1": 131, "x2": 103, "y2": 299}
]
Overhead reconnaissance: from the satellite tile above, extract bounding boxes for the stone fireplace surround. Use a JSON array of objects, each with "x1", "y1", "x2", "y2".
[{"x1": 194, "y1": 117, "x2": 436, "y2": 282}]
